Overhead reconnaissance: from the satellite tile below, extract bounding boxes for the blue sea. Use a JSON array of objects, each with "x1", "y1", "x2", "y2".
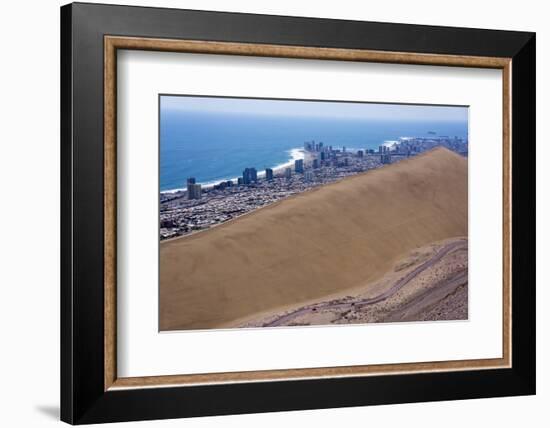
[{"x1": 160, "y1": 110, "x2": 468, "y2": 192}]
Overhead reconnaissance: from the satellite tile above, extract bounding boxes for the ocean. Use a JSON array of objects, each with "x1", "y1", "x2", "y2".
[{"x1": 160, "y1": 110, "x2": 468, "y2": 192}]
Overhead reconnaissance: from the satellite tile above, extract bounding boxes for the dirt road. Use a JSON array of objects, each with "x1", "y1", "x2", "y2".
[{"x1": 263, "y1": 240, "x2": 466, "y2": 327}]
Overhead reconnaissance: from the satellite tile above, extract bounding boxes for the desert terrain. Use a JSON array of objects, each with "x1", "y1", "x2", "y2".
[
  {"x1": 238, "y1": 237, "x2": 468, "y2": 327},
  {"x1": 160, "y1": 147, "x2": 468, "y2": 331}
]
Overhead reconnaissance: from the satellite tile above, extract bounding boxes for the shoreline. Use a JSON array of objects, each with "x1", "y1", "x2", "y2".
[
  {"x1": 160, "y1": 136, "x2": 469, "y2": 242},
  {"x1": 160, "y1": 147, "x2": 306, "y2": 194},
  {"x1": 159, "y1": 146, "x2": 369, "y2": 194}
]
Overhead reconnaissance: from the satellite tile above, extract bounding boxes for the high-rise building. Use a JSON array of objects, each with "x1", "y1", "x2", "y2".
[
  {"x1": 304, "y1": 171, "x2": 314, "y2": 182},
  {"x1": 242, "y1": 167, "x2": 258, "y2": 184},
  {"x1": 265, "y1": 168, "x2": 274, "y2": 181},
  {"x1": 284, "y1": 167, "x2": 292, "y2": 179},
  {"x1": 187, "y1": 183, "x2": 202, "y2": 200},
  {"x1": 242, "y1": 169, "x2": 250, "y2": 185},
  {"x1": 187, "y1": 177, "x2": 201, "y2": 200},
  {"x1": 312, "y1": 158, "x2": 319, "y2": 169},
  {"x1": 357, "y1": 150, "x2": 364, "y2": 158},
  {"x1": 295, "y1": 159, "x2": 304, "y2": 173}
]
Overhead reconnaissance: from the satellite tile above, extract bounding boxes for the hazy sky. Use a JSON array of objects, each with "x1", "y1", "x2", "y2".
[{"x1": 161, "y1": 95, "x2": 468, "y2": 122}]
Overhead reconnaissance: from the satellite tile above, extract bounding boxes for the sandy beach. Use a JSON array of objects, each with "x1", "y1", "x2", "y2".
[{"x1": 160, "y1": 147, "x2": 468, "y2": 331}]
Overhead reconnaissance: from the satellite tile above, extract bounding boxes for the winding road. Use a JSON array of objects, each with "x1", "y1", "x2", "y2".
[{"x1": 263, "y1": 240, "x2": 467, "y2": 327}]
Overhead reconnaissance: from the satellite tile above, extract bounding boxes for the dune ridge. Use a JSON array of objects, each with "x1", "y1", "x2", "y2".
[{"x1": 160, "y1": 147, "x2": 468, "y2": 331}]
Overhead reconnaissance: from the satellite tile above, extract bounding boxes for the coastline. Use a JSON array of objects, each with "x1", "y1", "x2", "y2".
[
  {"x1": 160, "y1": 146, "x2": 452, "y2": 243},
  {"x1": 159, "y1": 140, "x2": 444, "y2": 194},
  {"x1": 160, "y1": 147, "x2": 306, "y2": 194}
]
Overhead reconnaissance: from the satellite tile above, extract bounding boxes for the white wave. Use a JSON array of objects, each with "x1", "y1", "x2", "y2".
[{"x1": 160, "y1": 147, "x2": 305, "y2": 194}]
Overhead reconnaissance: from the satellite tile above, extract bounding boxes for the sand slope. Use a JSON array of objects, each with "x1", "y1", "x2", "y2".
[{"x1": 160, "y1": 147, "x2": 468, "y2": 330}]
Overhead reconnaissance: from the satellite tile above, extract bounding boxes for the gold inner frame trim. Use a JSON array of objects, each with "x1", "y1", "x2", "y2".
[{"x1": 104, "y1": 35, "x2": 512, "y2": 391}]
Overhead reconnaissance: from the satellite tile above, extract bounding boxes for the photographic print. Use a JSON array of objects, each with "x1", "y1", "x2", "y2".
[
  {"x1": 159, "y1": 95, "x2": 469, "y2": 331},
  {"x1": 62, "y1": 7, "x2": 534, "y2": 421}
]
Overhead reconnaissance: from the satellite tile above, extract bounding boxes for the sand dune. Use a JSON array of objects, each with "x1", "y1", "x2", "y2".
[
  {"x1": 238, "y1": 238, "x2": 468, "y2": 327},
  {"x1": 160, "y1": 147, "x2": 468, "y2": 331}
]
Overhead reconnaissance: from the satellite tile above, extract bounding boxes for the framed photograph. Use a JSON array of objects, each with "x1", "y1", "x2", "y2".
[{"x1": 61, "y1": 2, "x2": 535, "y2": 424}]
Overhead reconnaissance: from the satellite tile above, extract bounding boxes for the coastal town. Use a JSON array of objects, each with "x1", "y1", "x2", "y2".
[{"x1": 160, "y1": 135, "x2": 468, "y2": 240}]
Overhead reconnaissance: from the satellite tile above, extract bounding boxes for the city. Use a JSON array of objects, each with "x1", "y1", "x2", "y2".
[{"x1": 160, "y1": 135, "x2": 468, "y2": 240}]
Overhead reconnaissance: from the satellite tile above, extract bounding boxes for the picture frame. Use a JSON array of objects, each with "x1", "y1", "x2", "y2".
[{"x1": 60, "y1": 2, "x2": 535, "y2": 424}]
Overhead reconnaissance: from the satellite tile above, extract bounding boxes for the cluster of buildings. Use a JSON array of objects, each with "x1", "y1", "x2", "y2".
[
  {"x1": 378, "y1": 135, "x2": 468, "y2": 158},
  {"x1": 303, "y1": 140, "x2": 381, "y2": 167},
  {"x1": 160, "y1": 135, "x2": 467, "y2": 239}
]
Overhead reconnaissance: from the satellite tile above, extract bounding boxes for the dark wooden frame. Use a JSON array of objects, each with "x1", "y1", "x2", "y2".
[{"x1": 61, "y1": 2, "x2": 536, "y2": 424}]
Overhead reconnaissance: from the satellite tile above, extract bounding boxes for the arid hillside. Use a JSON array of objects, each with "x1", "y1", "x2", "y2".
[{"x1": 160, "y1": 147, "x2": 468, "y2": 331}]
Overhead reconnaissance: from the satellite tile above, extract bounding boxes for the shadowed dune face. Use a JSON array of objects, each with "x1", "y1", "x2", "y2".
[{"x1": 160, "y1": 147, "x2": 468, "y2": 331}]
